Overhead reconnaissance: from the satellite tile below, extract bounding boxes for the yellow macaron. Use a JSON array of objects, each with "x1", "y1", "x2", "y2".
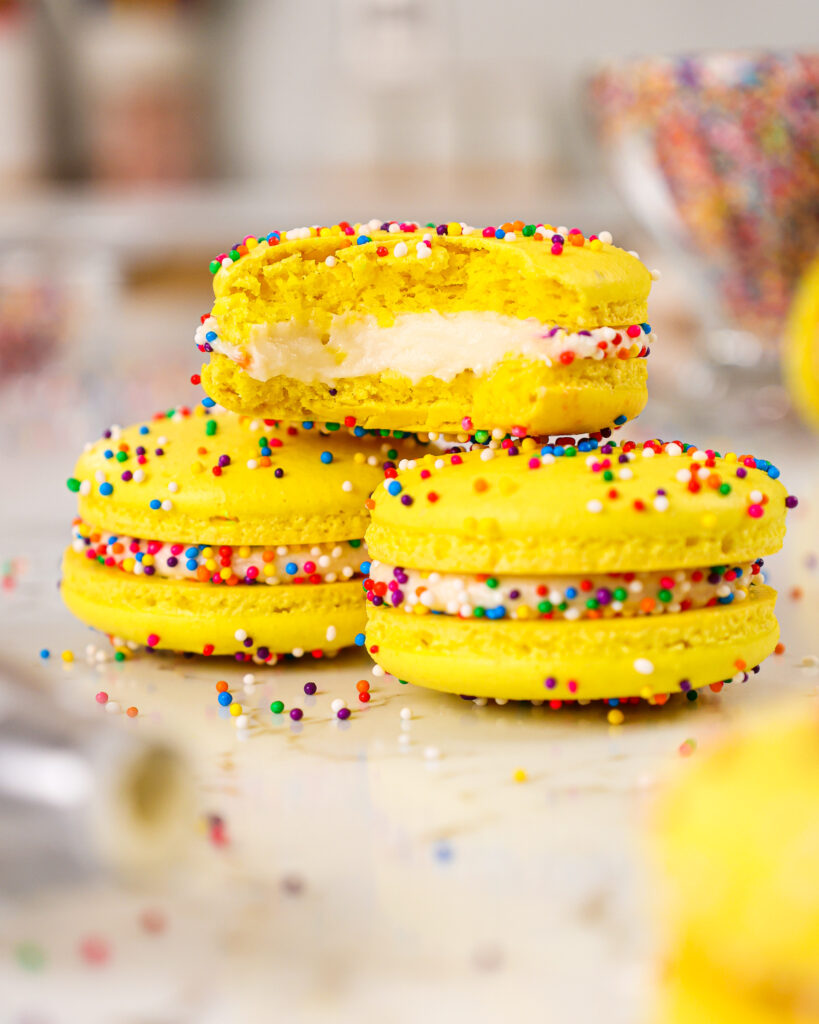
[
  {"x1": 198, "y1": 218, "x2": 656, "y2": 436},
  {"x1": 363, "y1": 436, "x2": 795, "y2": 702},
  {"x1": 654, "y1": 709, "x2": 819, "y2": 1022},
  {"x1": 783, "y1": 251, "x2": 819, "y2": 431},
  {"x1": 61, "y1": 406, "x2": 424, "y2": 661}
]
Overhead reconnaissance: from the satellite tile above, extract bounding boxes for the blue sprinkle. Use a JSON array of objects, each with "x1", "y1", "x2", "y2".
[
  {"x1": 641, "y1": 323, "x2": 651, "y2": 334},
  {"x1": 285, "y1": 562, "x2": 298, "y2": 575},
  {"x1": 149, "y1": 499, "x2": 161, "y2": 510},
  {"x1": 186, "y1": 559, "x2": 198, "y2": 571},
  {"x1": 540, "y1": 445, "x2": 554, "y2": 456},
  {"x1": 320, "y1": 451, "x2": 333, "y2": 464},
  {"x1": 387, "y1": 480, "x2": 402, "y2": 495},
  {"x1": 205, "y1": 331, "x2": 217, "y2": 342},
  {"x1": 565, "y1": 587, "x2": 577, "y2": 599},
  {"x1": 99, "y1": 482, "x2": 113, "y2": 496},
  {"x1": 135, "y1": 552, "x2": 144, "y2": 562},
  {"x1": 718, "y1": 594, "x2": 735, "y2": 605},
  {"x1": 767, "y1": 466, "x2": 780, "y2": 479},
  {"x1": 354, "y1": 633, "x2": 366, "y2": 647},
  {"x1": 360, "y1": 561, "x2": 372, "y2": 575},
  {"x1": 553, "y1": 445, "x2": 565, "y2": 457},
  {"x1": 353, "y1": 426, "x2": 366, "y2": 437},
  {"x1": 185, "y1": 547, "x2": 198, "y2": 558},
  {"x1": 139, "y1": 425, "x2": 150, "y2": 435},
  {"x1": 202, "y1": 397, "x2": 216, "y2": 408},
  {"x1": 260, "y1": 447, "x2": 272, "y2": 456},
  {"x1": 217, "y1": 692, "x2": 233, "y2": 707},
  {"x1": 485, "y1": 606, "x2": 506, "y2": 620},
  {"x1": 607, "y1": 698, "x2": 620, "y2": 707},
  {"x1": 356, "y1": 235, "x2": 371, "y2": 245},
  {"x1": 302, "y1": 421, "x2": 314, "y2": 430},
  {"x1": 614, "y1": 414, "x2": 627, "y2": 425},
  {"x1": 39, "y1": 649, "x2": 50, "y2": 659},
  {"x1": 103, "y1": 449, "x2": 113, "y2": 460},
  {"x1": 494, "y1": 228, "x2": 505, "y2": 239}
]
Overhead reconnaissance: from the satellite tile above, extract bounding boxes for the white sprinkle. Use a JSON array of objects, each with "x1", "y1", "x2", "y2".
[
  {"x1": 665, "y1": 442, "x2": 682, "y2": 456},
  {"x1": 399, "y1": 707, "x2": 412, "y2": 720},
  {"x1": 234, "y1": 629, "x2": 247, "y2": 641},
  {"x1": 247, "y1": 459, "x2": 258, "y2": 469},
  {"x1": 540, "y1": 454, "x2": 555, "y2": 466},
  {"x1": 105, "y1": 701, "x2": 121, "y2": 715},
  {"x1": 243, "y1": 673, "x2": 255, "y2": 686},
  {"x1": 618, "y1": 468, "x2": 633, "y2": 480},
  {"x1": 372, "y1": 664, "x2": 385, "y2": 677},
  {"x1": 393, "y1": 241, "x2": 408, "y2": 257},
  {"x1": 504, "y1": 232, "x2": 516, "y2": 241},
  {"x1": 494, "y1": 698, "x2": 508, "y2": 706},
  {"x1": 416, "y1": 243, "x2": 431, "y2": 259},
  {"x1": 634, "y1": 658, "x2": 655, "y2": 675},
  {"x1": 325, "y1": 625, "x2": 337, "y2": 642},
  {"x1": 598, "y1": 230, "x2": 613, "y2": 245},
  {"x1": 325, "y1": 255, "x2": 337, "y2": 267},
  {"x1": 424, "y1": 746, "x2": 440, "y2": 760},
  {"x1": 95, "y1": 470, "x2": 105, "y2": 483},
  {"x1": 221, "y1": 257, "x2": 232, "y2": 269},
  {"x1": 676, "y1": 469, "x2": 692, "y2": 483},
  {"x1": 586, "y1": 499, "x2": 603, "y2": 513},
  {"x1": 653, "y1": 496, "x2": 670, "y2": 512},
  {"x1": 341, "y1": 480, "x2": 353, "y2": 492},
  {"x1": 749, "y1": 490, "x2": 764, "y2": 503},
  {"x1": 473, "y1": 697, "x2": 487, "y2": 706},
  {"x1": 161, "y1": 500, "x2": 173, "y2": 511},
  {"x1": 331, "y1": 698, "x2": 345, "y2": 713},
  {"x1": 133, "y1": 470, "x2": 145, "y2": 483},
  {"x1": 650, "y1": 268, "x2": 662, "y2": 280},
  {"x1": 291, "y1": 648, "x2": 304, "y2": 658},
  {"x1": 480, "y1": 449, "x2": 495, "y2": 461},
  {"x1": 168, "y1": 481, "x2": 178, "y2": 493},
  {"x1": 79, "y1": 480, "x2": 91, "y2": 496},
  {"x1": 434, "y1": 458, "x2": 445, "y2": 469},
  {"x1": 690, "y1": 450, "x2": 708, "y2": 462},
  {"x1": 627, "y1": 250, "x2": 640, "y2": 259},
  {"x1": 642, "y1": 447, "x2": 655, "y2": 458}
]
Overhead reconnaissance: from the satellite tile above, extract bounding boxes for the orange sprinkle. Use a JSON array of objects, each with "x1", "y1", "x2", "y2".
[
  {"x1": 709, "y1": 681, "x2": 724, "y2": 692},
  {"x1": 473, "y1": 478, "x2": 489, "y2": 493},
  {"x1": 216, "y1": 680, "x2": 228, "y2": 692},
  {"x1": 356, "y1": 679, "x2": 370, "y2": 693},
  {"x1": 126, "y1": 706, "x2": 138, "y2": 718},
  {"x1": 639, "y1": 597, "x2": 656, "y2": 613},
  {"x1": 775, "y1": 642, "x2": 786, "y2": 655},
  {"x1": 734, "y1": 658, "x2": 747, "y2": 670}
]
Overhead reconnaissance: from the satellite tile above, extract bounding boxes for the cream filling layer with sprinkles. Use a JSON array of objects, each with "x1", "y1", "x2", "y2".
[
  {"x1": 72, "y1": 521, "x2": 368, "y2": 586},
  {"x1": 195, "y1": 312, "x2": 654, "y2": 385},
  {"x1": 365, "y1": 559, "x2": 763, "y2": 620}
]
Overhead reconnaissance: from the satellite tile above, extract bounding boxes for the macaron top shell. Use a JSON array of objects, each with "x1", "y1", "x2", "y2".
[
  {"x1": 208, "y1": 222, "x2": 653, "y2": 346},
  {"x1": 366, "y1": 439, "x2": 791, "y2": 574},
  {"x1": 70, "y1": 408, "x2": 417, "y2": 545}
]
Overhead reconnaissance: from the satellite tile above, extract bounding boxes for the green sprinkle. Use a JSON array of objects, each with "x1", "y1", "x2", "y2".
[
  {"x1": 603, "y1": 470, "x2": 614, "y2": 481},
  {"x1": 719, "y1": 483, "x2": 731, "y2": 495},
  {"x1": 258, "y1": 436, "x2": 268, "y2": 447},
  {"x1": 399, "y1": 679, "x2": 409, "y2": 685},
  {"x1": 229, "y1": 249, "x2": 240, "y2": 261},
  {"x1": 564, "y1": 446, "x2": 577, "y2": 458},
  {"x1": 115, "y1": 451, "x2": 128, "y2": 462},
  {"x1": 473, "y1": 607, "x2": 485, "y2": 618},
  {"x1": 613, "y1": 587, "x2": 627, "y2": 601},
  {"x1": 270, "y1": 700, "x2": 284, "y2": 714},
  {"x1": 537, "y1": 600, "x2": 553, "y2": 614},
  {"x1": 348, "y1": 539, "x2": 362, "y2": 548},
  {"x1": 558, "y1": 601, "x2": 568, "y2": 612},
  {"x1": 387, "y1": 448, "x2": 398, "y2": 459},
  {"x1": 379, "y1": 429, "x2": 390, "y2": 437},
  {"x1": 14, "y1": 942, "x2": 46, "y2": 972},
  {"x1": 205, "y1": 420, "x2": 217, "y2": 436},
  {"x1": 522, "y1": 224, "x2": 536, "y2": 236},
  {"x1": 486, "y1": 578, "x2": 499, "y2": 589},
  {"x1": 114, "y1": 650, "x2": 125, "y2": 662},
  {"x1": 66, "y1": 477, "x2": 80, "y2": 492},
  {"x1": 474, "y1": 430, "x2": 489, "y2": 443},
  {"x1": 658, "y1": 589, "x2": 673, "y2": 603},
  {"x1": 392, "y1": 430, "x2": 406, "y2": 439},
  {"x1": 585, "y1": 598, "x2": 599, "y2": 610},
  {"x1": 209, "y1": 259, "x2": 221, "y2": 274},
  {"x1": 325, "y1": 422, "x2": 340, "y2": 431}
]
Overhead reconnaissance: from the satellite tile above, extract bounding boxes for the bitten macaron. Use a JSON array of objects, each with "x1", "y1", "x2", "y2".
[
  {"x1": 61, "y1": 406, "x2": 422, "y2": 662},
  {"x1": 363, "y1": 436, "x2": 795, "y2": 703},
  {"x1": 654, "y1": 708, "x2": 819, "y2": 1022},
  {"x1": 198, "y1": 218, "x2": 657, "y2": 437}
]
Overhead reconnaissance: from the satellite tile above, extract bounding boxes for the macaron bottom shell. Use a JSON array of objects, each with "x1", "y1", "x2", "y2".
[
  {"x1": 61, "y1": 548, "x2": 365, "y2": 657},
  {"x1": 364, "y1": 584, "x2": 778, "y2": 701},
  {"x1": 202, "y1": 351, "x2": 646, "y2": 436}
]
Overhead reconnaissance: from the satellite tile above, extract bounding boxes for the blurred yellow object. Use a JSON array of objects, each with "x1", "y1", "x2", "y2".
[
  {"x1": 784, "y1": 254, "x2": 819, "y2": 430},
  {"x1": 654, "y1": 709, "x2": 819, "y2": 1022}
]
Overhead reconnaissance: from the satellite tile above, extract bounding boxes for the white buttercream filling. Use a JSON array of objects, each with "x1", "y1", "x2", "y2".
[{"x1": 196, "y1": 312, "x2": 653, "y2": 385}]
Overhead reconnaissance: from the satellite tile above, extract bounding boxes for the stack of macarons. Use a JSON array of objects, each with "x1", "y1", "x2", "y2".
[{"x1": 64, "y1": 216, "x2": 794, "y2": 692}]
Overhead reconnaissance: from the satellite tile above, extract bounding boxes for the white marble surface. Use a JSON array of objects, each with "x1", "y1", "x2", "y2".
[{"x1": 0, "y1": 409, "x2": 817, "y2": 1024}]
